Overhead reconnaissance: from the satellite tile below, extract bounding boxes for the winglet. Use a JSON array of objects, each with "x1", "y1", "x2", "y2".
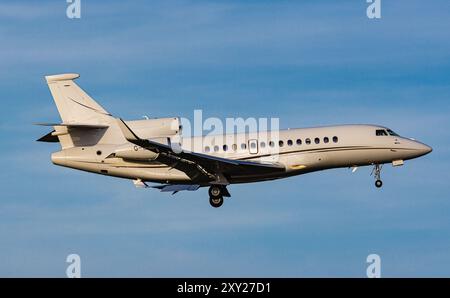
[{"x1": 117, "y1": 118, "x2": 141, "y2": 141}]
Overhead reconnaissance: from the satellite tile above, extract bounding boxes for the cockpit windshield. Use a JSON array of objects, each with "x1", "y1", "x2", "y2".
[
  {"x1": 376, "y1": 129, "x2": 400, "y2": 137},
  {"x1": 386, "y1": 129, "x2": 399, "y2": 136},
  {"x1": 376, "y1": 129, "x2": 388, "y2": 136}
]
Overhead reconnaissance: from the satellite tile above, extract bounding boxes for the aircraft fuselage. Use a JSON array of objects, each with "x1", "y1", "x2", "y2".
[{"x1": 51, "y1": 124, "x2": 432, "y2": 185}]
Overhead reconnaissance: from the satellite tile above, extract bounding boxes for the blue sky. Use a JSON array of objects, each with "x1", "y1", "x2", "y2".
[{"x1": 0, "y1": 0, "x2": 449, "y2": 277}]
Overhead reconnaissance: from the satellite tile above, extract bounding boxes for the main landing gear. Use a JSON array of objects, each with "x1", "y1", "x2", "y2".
[
  {"x1": 371, "y1": 164, "x2": 383, "y2": 188},
  {"x1": 208, "y1": 185, "x2": 230, "y2": 208}
]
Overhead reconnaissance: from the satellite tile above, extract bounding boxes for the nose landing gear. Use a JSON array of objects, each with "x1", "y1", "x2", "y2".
[
  {"x1": 208, "y1": 185, "x2": 230, "y2": 208},
  {"x1": 371, "y1": 164, "x2": 383, "y2": 188},
  {"x1": 375, "y1": 179, "x2": 383, "y2": 188}
]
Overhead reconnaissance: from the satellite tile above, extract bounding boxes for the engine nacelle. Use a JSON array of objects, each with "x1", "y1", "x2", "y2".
[
  {"x1": 114, "y1": 145, "x2": 159, "y2": 161},
  {"x1": 115, "y1": 117, "x2": 181, "y2": 160},
  {"x1": 125, "y1": 117, "x2": 181, "y2": 139}
]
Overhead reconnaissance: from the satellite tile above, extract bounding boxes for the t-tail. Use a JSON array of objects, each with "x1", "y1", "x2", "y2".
[{"x1": 36, "y1": 73, "x2": 125, "y2": 149}]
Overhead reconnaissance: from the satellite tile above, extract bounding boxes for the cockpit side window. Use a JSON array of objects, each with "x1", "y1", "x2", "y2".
[
  {"x1": 376, "y1": 129, "x2": 388, "y2": 136},
  {"x1": 387, "y1": 129, "x2": 399, "y2": 136}
]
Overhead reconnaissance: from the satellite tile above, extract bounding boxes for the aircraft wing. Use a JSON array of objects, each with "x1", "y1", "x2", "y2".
[
  {"x1": 117, "y1": 118, "x2": 285, "y2": 183},
  {"x1": 153, "y1": 184, "x2": 201, "y2": 193}
]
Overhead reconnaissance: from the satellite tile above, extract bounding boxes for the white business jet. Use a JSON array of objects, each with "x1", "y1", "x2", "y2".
[{"x1": 37, "y1": 74, "x2": 432, "y2": 207}]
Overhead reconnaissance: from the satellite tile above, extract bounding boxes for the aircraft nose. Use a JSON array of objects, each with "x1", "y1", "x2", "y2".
[{"x1": 415, "y1": 141, "x2": 432, "y2": 156}]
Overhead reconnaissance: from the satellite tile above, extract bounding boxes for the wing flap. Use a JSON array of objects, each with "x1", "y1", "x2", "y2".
[{"x1": 153, "y1": 184, "x2": 200, "y2": 192}]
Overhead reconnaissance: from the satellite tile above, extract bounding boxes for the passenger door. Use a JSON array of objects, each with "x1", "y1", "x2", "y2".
[{"x1": 248, "y1": 139, "x2": 258, "y2": 154}]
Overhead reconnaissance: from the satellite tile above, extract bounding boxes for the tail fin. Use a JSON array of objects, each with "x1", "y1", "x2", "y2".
[
  {"x1": 44, "y1": 73, "x2": 124, "y2": 148},
  {"x1": 45, "y1": 73, "x2": 111, "y2": 124}
]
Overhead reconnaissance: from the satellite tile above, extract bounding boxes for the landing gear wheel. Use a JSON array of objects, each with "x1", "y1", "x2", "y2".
[
  {"x1": 208, "y1": 185, "x2": 222, "y2": 198},
  {"x1": 371, "y1": 164, "x2": 383, "y2": 188},
  {"x1": 209, "y1": 196, "x2": 224, "y2": 208}
]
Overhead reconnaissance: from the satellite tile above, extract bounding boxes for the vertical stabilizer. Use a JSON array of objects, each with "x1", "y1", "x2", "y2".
[
  {"x1": 45, "y1": 73, "x2": 111, "y2": 124},
  {"x1": 44, "y1": 73, "x2": 124, "y2": 148}
]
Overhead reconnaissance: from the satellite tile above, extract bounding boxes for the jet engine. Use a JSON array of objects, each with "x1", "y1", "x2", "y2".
[
  {"x1": 114, "y1": 145, "x2": 159, "y2": 160},
  {"x1": 126, "y1": 117, "x2": 181, "y2": 139}
]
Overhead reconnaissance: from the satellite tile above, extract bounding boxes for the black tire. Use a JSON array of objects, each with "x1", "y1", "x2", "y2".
[
  {"x1": 375, "y1": 180, "x2": 383, "y2": 188},
  {"x1": 208, "y1": 186, "x2": 222, "y2": 198},
  {"x1": 209, "y1": 196, "x2": 224, "y2": 208}
]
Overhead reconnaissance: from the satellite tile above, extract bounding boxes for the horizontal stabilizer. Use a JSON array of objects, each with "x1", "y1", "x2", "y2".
[
  {"x1": 34, "y1": 123, "x2": 109, "y2": 129},
  {"x1": 36, "y1": 130, "x2": 59, "y2": 142}
]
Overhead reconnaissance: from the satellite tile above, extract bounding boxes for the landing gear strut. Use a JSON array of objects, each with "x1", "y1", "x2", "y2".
[
  {"x1": 208, "y1": 185, "x2": 230, "y2": 208},
  {"x1": 372, "y1": 164, "x2": 383, "y2": 188}
]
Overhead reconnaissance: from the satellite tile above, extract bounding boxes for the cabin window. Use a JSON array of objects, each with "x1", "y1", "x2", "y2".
[
  {"x1": 305, "y1": 138, "x2": 311, "y2": 145},
  {"x1": 324, "y1": 137, "x2": 329, "y2": 143},
  {"x1": 279, "y1": 140, "x2": 284, "y2": 147},
  {"x1": 296, "y1": 139, "x2": 302, "y2": 145},
  {"x1": 260, "y1": 141, "x2": 266, "y2": 148},
  {"x1": 376, "y1": 129, "x2": 388, "y2": 136},
  {"x1": 232, "y1": 144, "x2": 237, "y2": 151},
  {"x1": 205, "y1": 146, "x2": 210, "y2": 153},
  {"x1": 250, "y1": 142, "x2": 257, "y2": 149},
  {"x1": 287, "y1": 140, "x2": 293, "y2": 146},
  {"x1": 269, "y1": 141, "x2": 275, "y2": 147},
  {"x1": 223, "y1": 144, "x2": 228, "y2": 151},
  {"x1": 214, "y1": 145, "x2": 219, "y2": 152},
  {"x1": 241, "y1": 143, "x2": 247, "y2": 150},
  {"x1": 314, "y1": 137, "x2": 320, "y2": 144},
  {"x1": 333, "y1": 136, "x2": 338, "y2": 143}
]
